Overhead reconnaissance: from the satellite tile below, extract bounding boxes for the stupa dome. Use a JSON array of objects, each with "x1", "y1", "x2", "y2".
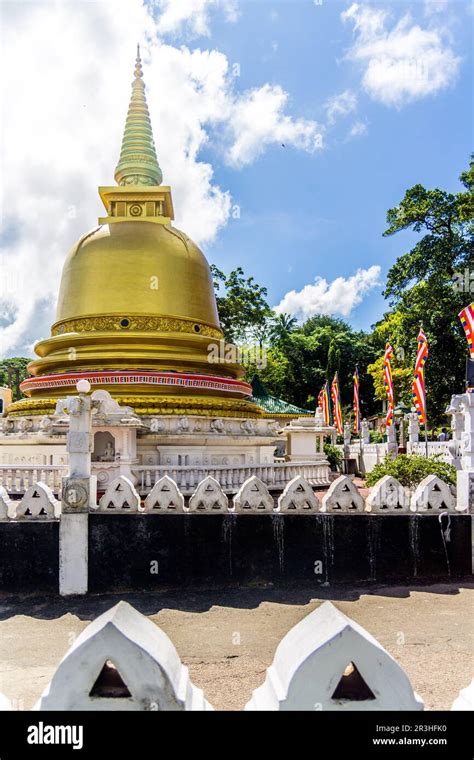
[{"x1": 55, "y1": 222, "x2": 220, "y2": 329}]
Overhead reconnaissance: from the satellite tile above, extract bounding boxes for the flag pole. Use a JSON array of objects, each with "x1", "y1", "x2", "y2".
[
  {"x1": 355, "y1": 364, "x2": 362, "y2": 457},
  {"x1": 424, "y1": 391, "x2": 429, "y2": 458},
  {"x1": 421, "y1": 322, "x2": 429, "y2": 458}
]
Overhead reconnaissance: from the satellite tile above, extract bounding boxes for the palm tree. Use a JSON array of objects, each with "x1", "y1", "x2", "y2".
[{"x1": 270, "y1": 313, "x2": 298, "y2": 344}]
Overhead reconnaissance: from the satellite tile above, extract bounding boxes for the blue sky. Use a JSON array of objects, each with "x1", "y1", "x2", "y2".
[
  {"x1": 194, "y1": 0, "x2": 472, "y2": 329},
  {"x1": 0, "y1": 0, "x2": 472, "y2": 356}
]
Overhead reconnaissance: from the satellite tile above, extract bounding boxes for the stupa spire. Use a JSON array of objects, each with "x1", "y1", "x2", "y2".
[{"x1": 114, "y1": 45, "x2": 163, "y2": 187}]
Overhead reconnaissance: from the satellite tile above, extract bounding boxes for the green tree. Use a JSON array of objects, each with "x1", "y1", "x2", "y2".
[
  {"x1": 458, "y1": 155, "x2": 474, "y2": 226},
  {"x1": 245, "y1": 315, "x2": 377, "y2": 414},
  {"x1": 0, "y1": 358, "x2": 31, "y2": 401},
  {"x1": 245, "y1": 347, "x2": 292, "y2": 398},
  {"x1": 366, "y1": 312, "x2": 413, "y2": 407},
  {"x1": 367, "y1": 355, "x2": 412, "y2": 407},
  {"x1": 380, "y1": 159, "x2": 474, "y2": 422},
  {"x1": 210, "y1": 265, "x2": 273, "y2": 344},
  {"x1": 269, "y1": 312, "x2": 298, "y2": 345}
]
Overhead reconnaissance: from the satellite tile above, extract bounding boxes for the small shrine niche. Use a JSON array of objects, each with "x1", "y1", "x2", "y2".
[{"x1": 93, "y1": 431, "x2": 116, "y2": 462}]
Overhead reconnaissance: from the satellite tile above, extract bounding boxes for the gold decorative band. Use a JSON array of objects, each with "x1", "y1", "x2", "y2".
[
  {"x1": 51, "y1": 315, "x2": 223, "y2": 339},
  {"x1": 7, "y1": 395, "x2": 263, "y2": 418}
]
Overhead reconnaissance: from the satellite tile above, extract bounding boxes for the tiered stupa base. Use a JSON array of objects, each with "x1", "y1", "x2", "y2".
[{"x1": 8, "y1": 370, "x2": 259, "y2": 418}]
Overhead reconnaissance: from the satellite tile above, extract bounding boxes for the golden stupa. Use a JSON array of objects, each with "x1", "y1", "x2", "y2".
[{"x1": 10, "y1": 47, "x2": 256, "y2": 418}]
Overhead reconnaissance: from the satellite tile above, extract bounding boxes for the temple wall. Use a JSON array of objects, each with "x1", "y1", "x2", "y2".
[{"x1": 0, "y1": 514, "x2": 470, "y2": 593}]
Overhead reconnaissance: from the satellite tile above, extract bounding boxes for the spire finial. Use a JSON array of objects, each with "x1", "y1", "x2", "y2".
[
  {"x1": 134, "y1": 43, "x2": 142, "y2": 79},
  {"x1": 114, "y1": 45, "x2": 163, "y2": 187}
]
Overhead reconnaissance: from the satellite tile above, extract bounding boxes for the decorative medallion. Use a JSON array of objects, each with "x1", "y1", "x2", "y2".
[{"x1": 62, "y1": 478, "x2": 89, "y2": 511}]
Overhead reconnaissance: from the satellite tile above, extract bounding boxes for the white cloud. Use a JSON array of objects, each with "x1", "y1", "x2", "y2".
[
  {"x1": 347, "y1": 120, "x2": 368, "y2": 138},
  {"x1": 0, "y1": 0, "x2": 321, "y2": 356},
  {"x1": 155, "y1": 0, "x2": 239, "y2": 37},
  {"x1": 227, "y1": 84, "x2": 323, "y2": 167},
  {"x1": 324, "y1": 89, "x2": 357, "y2": 125},
  {"x1": 274, "y1": 266, "x2": 381, "y2": 320},
  {"x1": 341, "y1": 3, "x2": 461, "y2": 107}
]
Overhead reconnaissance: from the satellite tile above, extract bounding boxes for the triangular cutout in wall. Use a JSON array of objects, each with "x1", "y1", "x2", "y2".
[
  {"x1": 331, "y1": 662, "x2": 375, "y2": 701},
  {"x1": 89, "y1": 660, "x2": 132, "y2": 698}
]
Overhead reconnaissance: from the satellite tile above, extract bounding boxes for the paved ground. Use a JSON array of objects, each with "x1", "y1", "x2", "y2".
[{"x1": 0, "y1": 582, "x2": 472, "y2": 711}]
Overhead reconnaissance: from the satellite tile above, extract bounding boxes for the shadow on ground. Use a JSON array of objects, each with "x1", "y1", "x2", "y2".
[{"x1": 0, "y1": 580, "x2": 472, "y2": 622}]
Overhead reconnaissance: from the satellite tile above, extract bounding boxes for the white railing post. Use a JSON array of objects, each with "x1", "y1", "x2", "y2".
[{"x1": 59, "y1": 383, "x2": 95, "y2": 597}]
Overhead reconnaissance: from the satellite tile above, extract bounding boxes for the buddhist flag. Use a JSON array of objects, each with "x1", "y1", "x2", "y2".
[
  {"x1": 412, "y1": 328, "x2": 429, "y2": 424},
  {"x1": 331, "y1": 373, "x2": 343, "y2": 435},
  {"x1": 459, "y1": 302, "x2": 474, "y2": 358},
  {"x1": 318, "y1": 382, "x2": 331, "y2": 425},
  {"x1": 383, "y1": 343, "x2": 395, "y2": 427},
  {"x1": 353, "y1": 366, "x2": 360, "y2": 434}
]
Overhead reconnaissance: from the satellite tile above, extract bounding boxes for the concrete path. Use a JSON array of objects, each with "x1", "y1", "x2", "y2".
[{"x1": 0, "y1": 582, "x2": 472, "y2": 710}]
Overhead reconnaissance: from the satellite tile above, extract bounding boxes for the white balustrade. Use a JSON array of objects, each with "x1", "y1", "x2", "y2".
[
  {"x1": 336, "y1": 441, "x2": 458, "y2": 473},
  {"x1": 0, "y1": 465, "x2": 67, "y2": 495},
  {"x1": 407, "y1": 441, "x2": 454, "y2": 462},
  {"x1": 131, "y1": 461, "x2": 329, "y2": 495}
]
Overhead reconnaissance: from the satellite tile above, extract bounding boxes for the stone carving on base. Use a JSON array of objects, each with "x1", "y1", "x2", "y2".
[
  {"x1": 277, "y1": 476, "x2": 321, "y2": 512},
  {"x1": 96, "y1": 476, "x2": 142, "y2": 513},
  {"x1": 143, "y1": 475, "x2": 185, "y2": 513},
  {"x1": 233, "y1": 476, "x2": 273, "y2": 512},
  {"x1": 321, "y1": 475, "x2": 364, "y2": 512},
  {"x1": 240, "y1": 419, "x2": 255, "y2": 435},
  {"x1": 245, "y1": 602, "x2": 423, "y2": 711},
  {"x1": 210, "y1": 418, "x2": 225, "y2": 434},
  {"x1": 187, "y1": 476, "x2": 228, "y2": 512},
  {"x1": 176, "y1": 416, "x2": 190, "y2": 433},
  {"x1": 18, "y1": 417, "x2": 33, "y2": 434},
  {"x1": 36, "y1": 601, "x2": 212, "y2": 711},
  {"x1": 15, "y1": 482, "x2": 61, "y2": 520},
  {"x1": 40, "y1": 416, "x2": 54, "y2": 433},
  {"x1": 365, "y1": 476, "x2": 409, "y2": 512},
  {"x1": 1, "y1": 417, "x2": 14, "y2": 434},
  {"x1": 150, "y1": 418, "x2": 166, "y2": 433},
  {"x1": 410, "y1": 475, "x2": 456, "y2": 512}
]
